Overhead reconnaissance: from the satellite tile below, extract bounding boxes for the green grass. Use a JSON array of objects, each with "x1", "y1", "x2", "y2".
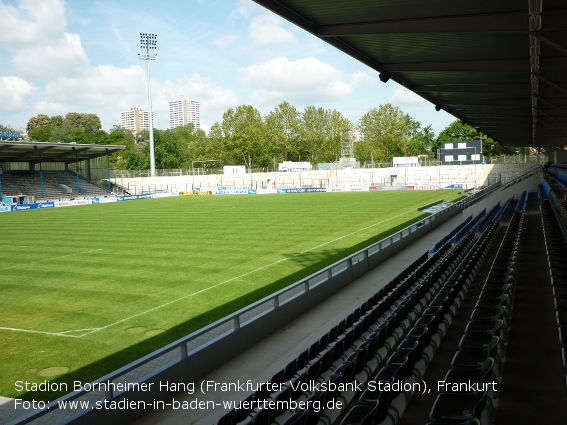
[{"x1": 0, "y1": 190, "x2": 463, "y2": 400}]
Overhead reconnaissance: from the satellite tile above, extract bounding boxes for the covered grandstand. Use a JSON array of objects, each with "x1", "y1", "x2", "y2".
[{"x1": 0, "y1": 141, "x2": 125, "y2": 202}]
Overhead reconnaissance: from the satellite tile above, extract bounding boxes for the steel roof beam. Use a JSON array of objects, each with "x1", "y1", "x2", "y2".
[{"x1": 379, "y1": 57, "x2": 567, "y2": 72}]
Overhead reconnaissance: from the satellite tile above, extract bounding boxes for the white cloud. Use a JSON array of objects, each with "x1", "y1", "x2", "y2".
[
  {"x1": 239, "y1": 57, "x2": 352, "y2": 107},
  {"x1": 351, "y1": 72, "x2": 377, "y2": 87},
  {"x1": 248, "y1": 14, "x2": 297, "y2": 47},
  {"x1": 389, "y1": 88, "x2": 427, "y2": 106},
  {"x1": 214, "y1": 34, "x2": 239, "y2": 50},
  {"x1": 228, "y1": 0, "x2": 265, "y2": 22},
  {"x1": 36, "y1": 67, "x2": 238, "y2": 131},
  {"x1": 37, "y1": 65, "x2": 147, "y2": 127},
  {"x1": 0, "y1": 0, "x2": 66, "y2": 44},
  {"x1": 12, "y1": 33, "x2": 90, "y2": 80},
  {"x1": 0, "y1": 76, "x2": 36, "y2": 112}
]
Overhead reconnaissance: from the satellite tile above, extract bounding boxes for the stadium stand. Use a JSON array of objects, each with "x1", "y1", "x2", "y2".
[
  {"x1": 0, "y1": 170, "x2": 112, "y2": 201},
  {"x1": 0, "y1": 171, "x2": 67, "y2": 200}
]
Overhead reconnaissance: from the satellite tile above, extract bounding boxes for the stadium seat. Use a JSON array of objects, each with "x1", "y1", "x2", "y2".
[
  {"x1": 282, "y1": 410, "x2": 306, "y2": 425},
  {"x1": 296, "y1": 349, "x2": 309, "y2": 371},
  {"x1": 290, "y1": 372, "x2": 307, "y2": 400},
  {"x1": 252, "y1": 407, "x2": 273, "y2": 425},
  {"x1": 217, "y1": 409, "x2": 235, "y2": 425},
  {"x1": 302, "y1": 391, "x2": 325, "y2": 425},
  {"x1": 272, "y1": 386, "x2": 293, "y2": 418},
  {"x1": 284, "y1": 360, "x2": 297, "y2": 381},
  {"x1": 339, "y1": 402, "x2": 379, "y2": 425},
  {"x1": 429, "y1": 391, "x2": 486, "y2": 424},
  {"x1": 559, "y1": 326, "x2": 567, "y2": 347},
  {"x1": 441, "y1": 358, "x2": 495, "y2": 394}
]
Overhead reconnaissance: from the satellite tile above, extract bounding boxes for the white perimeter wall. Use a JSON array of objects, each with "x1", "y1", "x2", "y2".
[{"x1": 114, "y1": 163, "x2": 535, "y2": 195}]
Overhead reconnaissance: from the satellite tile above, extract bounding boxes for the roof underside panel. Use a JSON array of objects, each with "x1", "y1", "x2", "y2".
[
  {"x1": 253, "y1": 0, "x2": 567, "y2": 148},
  {"x1": 0, "y1": 141, "x2": 125, "y2": 163}
]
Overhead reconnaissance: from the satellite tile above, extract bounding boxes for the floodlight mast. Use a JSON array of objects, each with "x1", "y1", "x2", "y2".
[{"x1": 138, "y1": 33, "x2": 157, "y2": 177}]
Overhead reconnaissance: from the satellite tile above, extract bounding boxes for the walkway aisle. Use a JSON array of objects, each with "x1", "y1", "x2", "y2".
[{"x1": 495, "y1": 198, "x2": 567, "y2": 425}]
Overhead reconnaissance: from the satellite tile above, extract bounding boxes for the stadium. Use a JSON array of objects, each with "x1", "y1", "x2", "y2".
[{"x1": 2, "y1": 1, "x2": 567, "y2": 425}]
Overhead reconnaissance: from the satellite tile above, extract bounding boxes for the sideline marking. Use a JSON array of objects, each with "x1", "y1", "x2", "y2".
[{"x1": 2, "y1": 209, "x2": 417, "y2": 338}]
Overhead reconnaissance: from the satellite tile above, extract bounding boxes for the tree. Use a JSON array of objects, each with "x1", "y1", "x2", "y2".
[
  {"x1": 221, "y1": 105, "x2": 266, "y2": 168},
  {"x1": 73, "y1": 130, "x2": 88, "y2": 144},
  {"x1": 407, "y1": 117, "x2": 435, "y2": 158},
  {"x1": 199, "y1": 122, "x2": 226, "y2": 166},
  {"x1": 64, "y1": 112, "x2": 102, "y2": 141},
  {"x1": 50, "y1": 115, "x2": 64, "y2": 128},
  {"x1": 107, "y1": 127, "x2": 134, "y2": 146},
  {"x1": 326, "y1": 110, "x2": 352, "y2": 163},
  {"x1": 28, "y1": 124, "x2": 52, "y2": 142},
  {"x1": 50, "y1": 124, "x2": 76, "y2": 143},
  {"x1": 93, "y1": 130, "x2": 108, "y2": 144},
  {"x1": 358, "y1": 103, "x2": 410, "y2": 163},
  {"x1": 145, "y1": 129, "x2": 188, "y2": 169},
  {"x1": 436, "y1": 120, "x2": 478, "y2": 145},
  {"x1": 265, "y1": 101, "x2": 301, "y2": 162},
  {"x1": 27, "y1": 114, "x2": 51, "y2": 132},
  {"x1": 299, "y1": 106, "x2": 330, "y2": 166}
]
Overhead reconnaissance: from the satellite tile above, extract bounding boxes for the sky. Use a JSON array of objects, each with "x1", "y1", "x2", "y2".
[{"x1": 0, "y1": 0, "x2": 456, "y2": 134}]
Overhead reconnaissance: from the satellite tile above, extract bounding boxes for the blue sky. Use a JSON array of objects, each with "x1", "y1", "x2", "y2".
[{"x1": 0, "y1": 0, "x2": 456, "y2": 134}]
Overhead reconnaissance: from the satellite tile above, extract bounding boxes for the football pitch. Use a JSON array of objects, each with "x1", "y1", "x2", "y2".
[{"x1": 0, "y1": 190, "x2": 463, "y2": 399}]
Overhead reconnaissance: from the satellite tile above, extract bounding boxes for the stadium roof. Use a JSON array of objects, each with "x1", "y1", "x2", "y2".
[
  {"x1": 253, "y1": 0, "x2": 567, "y2": 148},
  {"x1": 0, "y1": 141, "x2": 125, "y2": 164}
]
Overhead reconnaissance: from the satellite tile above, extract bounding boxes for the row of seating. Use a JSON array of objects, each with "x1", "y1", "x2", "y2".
[
  {"x1": 42, "y1": 171, "x2": 112, "y2": 197},
  {"x1": 545, "y1": 167, "x2": 567, "y2": 189},
  {"x1": 334, "y1": 197, "x2": 512, "y2": 425},
  {"x1": 427, "y1": 205, "x2": 525, "y2": 425},
  {"x1": 337, "y1": 219, "x2": 501, "y2": 425},
  {"x1": 217, "y1": 208, "x2": 497, "y2": 425},
  {"x1": 540, "y1": 194, "x2": 567, "y2": 395},
  {"x1": 0, "y1": 174, "x2": 67, "y2": 200}
]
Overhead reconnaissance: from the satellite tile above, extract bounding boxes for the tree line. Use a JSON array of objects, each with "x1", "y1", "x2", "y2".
[{"x1": 15, "y1": 102, "x2": 522, "y2": 170}]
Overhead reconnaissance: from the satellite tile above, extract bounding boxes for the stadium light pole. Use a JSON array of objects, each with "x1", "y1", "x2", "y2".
[{"x1": 139, "y1": 33, "x2": 157, "y2": 177}]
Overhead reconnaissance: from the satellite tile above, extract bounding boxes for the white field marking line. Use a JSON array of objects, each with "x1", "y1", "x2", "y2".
[
  {"x1": 0, "y1": 326, "x2": 80, "y2": 338},
  {"x1": 73, "y1": 208, "x2": 416, "y2": 338},
  {"x1": 3, "y1": 249, "x2": 102, "y2": 269}
]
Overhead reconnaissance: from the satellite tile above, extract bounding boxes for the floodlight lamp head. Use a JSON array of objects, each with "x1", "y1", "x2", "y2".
[{"x1": 379, "y1": 71, "x2": 391, "y2": 83}]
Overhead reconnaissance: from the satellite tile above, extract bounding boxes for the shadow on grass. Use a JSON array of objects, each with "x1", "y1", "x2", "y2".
[{"x1": 19, "y1": 214, "x2": 429, "y2": 402}]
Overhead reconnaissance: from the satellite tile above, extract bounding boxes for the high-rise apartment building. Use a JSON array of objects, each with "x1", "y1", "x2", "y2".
[
  {"x1": 169, "y1": 96, "x2": 200, "y2": 130},
  {"x1": 120, "y1": 107, "x2": 152, "y2": 134}
]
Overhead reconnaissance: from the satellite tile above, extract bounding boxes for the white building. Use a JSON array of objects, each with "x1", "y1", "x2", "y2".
[
  {"x1": 120, "y1": 107, "x2": 152, "y2": 134},
  {"x1": 169, "y1": 96, "x2": 200, "y2": 130}
]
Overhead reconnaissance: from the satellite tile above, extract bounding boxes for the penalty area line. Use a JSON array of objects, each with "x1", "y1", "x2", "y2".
[
  {"x1": 0, "y1": 326, "x2": 81, "y2": 338},
  {"x1": 75, "y1": 208, "x2": 417, "y2": 338}
]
